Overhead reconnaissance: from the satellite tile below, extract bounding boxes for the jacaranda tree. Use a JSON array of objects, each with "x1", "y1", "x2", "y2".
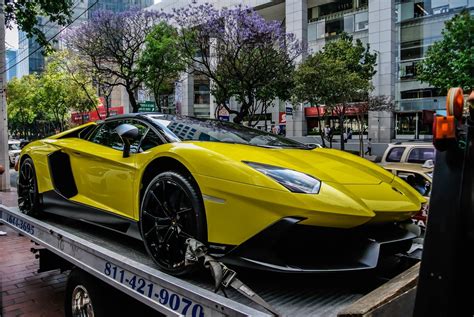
[
  {"x1": 172, "y1": 4, "x2": 303, "y2": 124},
  {"x1": 65, "y1": 8, "x2": 164, "y2": 113}
]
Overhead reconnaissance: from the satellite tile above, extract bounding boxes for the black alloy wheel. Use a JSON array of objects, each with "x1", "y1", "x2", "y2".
[
  {"x1": 140, "y1": 171, "x2": 206, "y2": 276},
  {"x1": 18, "y1": 157, "x2": 41, "y2": 216}
]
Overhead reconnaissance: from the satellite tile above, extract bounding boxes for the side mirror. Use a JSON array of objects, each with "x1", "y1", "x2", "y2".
[{"x1": 115, "y1": 124, "x2": 138, "y2": 158}]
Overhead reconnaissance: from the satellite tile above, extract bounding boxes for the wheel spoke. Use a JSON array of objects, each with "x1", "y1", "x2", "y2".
[
  {"x1": 149, "y1": 190, "x2": 172, "y2": 219},
  {"x1": 144, "y1": 226, "x2": 157, "y2": 239},
  {"x1": 177, "y1": 207, "x2": 192, "y2": 215},
  {"x1": 142, "y1": 210, "x2": 158, "y2": 220},
  {"x1": 162, "y1": 227, "x2": 174, "y2": 244}
]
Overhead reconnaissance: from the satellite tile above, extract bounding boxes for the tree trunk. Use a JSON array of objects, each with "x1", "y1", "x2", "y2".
[
  {"x1": 339, "y1": 114, "x2": 345, "y2": 151},
  {"x1": 315, "y1": 105, "x2": 326, "y2": 147},
  {"x1": 105, "y1": 94, "x2": 111, "y2": 118},
  {"x1": 126, "y1": 87, "x2": 139, "y2": 113}
]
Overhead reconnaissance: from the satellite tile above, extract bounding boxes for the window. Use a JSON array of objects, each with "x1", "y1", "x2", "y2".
[
  {"x1": 355, "y1": 12, "x2": 368, "y2": 31},
  {"x1": 89, "y1": 121, "x2": 125, "y2": 151},
  {"x1": 140, "y1": 129, "x2": 163, "y2": 151},
  {"x1": 326, "y1": 18, "x2": 344, "y2": 37},
  {"x1": 397, "y1": 171, "x2": 431, "y2": 196},
  {"x1": 88, "y1": 120, "x2": 149, "y2": 152},
  {"x1": 386, "y1": 147, "x2": 405, "y2": 162},
  {"x1": 407, "y1": 147, "x2": 435, "y2": 163}
]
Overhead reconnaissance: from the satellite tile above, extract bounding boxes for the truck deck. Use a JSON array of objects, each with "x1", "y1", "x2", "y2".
[{"x1": 0, "y1": 205, "x2": 415, "y2": 316}]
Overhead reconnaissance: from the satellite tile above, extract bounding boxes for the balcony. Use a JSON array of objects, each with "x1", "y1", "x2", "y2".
[{"x1": 396, "y1": 96, "x2": 446, "y2": 112}]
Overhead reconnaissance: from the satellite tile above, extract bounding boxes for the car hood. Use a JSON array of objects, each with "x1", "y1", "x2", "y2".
[{"x1": 186, "y1": 142, "x2": 394, "y2": 185}]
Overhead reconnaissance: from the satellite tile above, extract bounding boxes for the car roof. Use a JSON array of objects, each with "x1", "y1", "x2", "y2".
[
  {"x1": 380, "y1": 163, "x2": 433, "y2": 173},
  {"x1": 389, "y1": 142, "x2": 434, "y2": 147}
]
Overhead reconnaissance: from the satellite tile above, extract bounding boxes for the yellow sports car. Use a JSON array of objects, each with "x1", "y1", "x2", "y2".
[{"x1": 18, "y1": 114, "x2": 425, "y2": 275}]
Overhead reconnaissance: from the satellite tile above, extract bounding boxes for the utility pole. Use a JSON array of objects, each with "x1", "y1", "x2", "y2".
[{"x1": 0, "y1": 0, "x2": 11, "y2": 191}]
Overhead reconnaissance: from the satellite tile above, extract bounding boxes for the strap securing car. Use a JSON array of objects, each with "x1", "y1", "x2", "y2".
[{"x1": 185, "y1": 238, "x2": 280, "y2": 316}]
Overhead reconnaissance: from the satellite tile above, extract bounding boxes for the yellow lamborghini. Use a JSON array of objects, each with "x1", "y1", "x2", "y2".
[{"x1": 18, "y1": 114, "x2": 425, "y2": 275}]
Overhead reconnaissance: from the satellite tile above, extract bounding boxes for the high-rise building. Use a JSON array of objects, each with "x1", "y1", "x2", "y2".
[
  {"x1": 17, "y1": 0, "x2": 90, "y2": 77},
  {"x1": 5, "y1": 48, "x2": 17, "y2": 81},
  {"x1": 88, "y1": 0, "x2": 153, "y2": 18},
  {"x1": 149, "y1": 0, "x2": 474, "y2": 141}
]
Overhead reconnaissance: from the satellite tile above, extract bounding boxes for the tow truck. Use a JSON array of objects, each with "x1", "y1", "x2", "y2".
[
  {"x1": 2, "y1": 87, "x2": 472, "y2": 316},
  {"x1": 0, "y1": 204, "x2": 423, "y2": 316}
]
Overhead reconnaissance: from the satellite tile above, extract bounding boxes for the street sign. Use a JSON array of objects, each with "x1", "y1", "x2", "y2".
[{"x1": 138, "y1": 101, "x2": 156, "y2": 112}]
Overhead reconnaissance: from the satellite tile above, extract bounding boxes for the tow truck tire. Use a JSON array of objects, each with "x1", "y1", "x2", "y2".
[
  {"x1": 65, "y1": 269, "x2": 107, "y2": 317},
  {"x1": 18, "y1": 157, "x2": 42, "y2": 216},
  {"x1": 140, "y1": 171, "x2": 207, "y2": 276}
]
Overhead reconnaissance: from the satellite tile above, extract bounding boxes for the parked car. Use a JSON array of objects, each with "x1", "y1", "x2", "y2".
[
  {"x1": 380, "y1": 142, "x2": 435, "y2": 165},
  {"x1": 8, "y1": 140, "x2": 21, "y2": 167},
  {"x1": 18, "y1": 114, "x2": 425, "y2": 275},
  {"x1": 380, "y1": 160, "x2": 433, "y2": 228}
]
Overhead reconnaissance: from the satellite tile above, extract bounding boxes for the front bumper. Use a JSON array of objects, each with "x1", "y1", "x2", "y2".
[{"x1": 221, "y1": 217, "x2": 416, "y2": 273}]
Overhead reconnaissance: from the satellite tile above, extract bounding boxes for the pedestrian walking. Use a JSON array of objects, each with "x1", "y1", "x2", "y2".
[{"x1": 365, "y1": 138, "x2": 372, "y2": 156}]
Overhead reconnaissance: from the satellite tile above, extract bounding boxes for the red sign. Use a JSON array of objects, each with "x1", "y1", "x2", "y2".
[
  {"x1": 71, "y1": 99, "x2": 124, "y2": 124},
  {"x1": 304, "y1": 105, "x2": 365, "y2": 117},
  {"x1": 279, "y1": 112, "x2": 286, "y2": 124}
]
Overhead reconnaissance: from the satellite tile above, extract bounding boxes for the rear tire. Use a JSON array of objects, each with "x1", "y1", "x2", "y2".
[
  {"x1": 65, "y1": 269, "x2": 107, "y2": 317},
  {"x1": 140, "y1": 171, "x2": 206, "y2": 276},
  {"x1": 17, "y1": 157, "x2": 41, "y2": 216}
]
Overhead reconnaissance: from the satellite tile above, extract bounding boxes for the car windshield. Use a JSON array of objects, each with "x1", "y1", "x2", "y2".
[
  {"x1": 147, "y1": 114, "x2": 315, "y2": 149},
  {"x1": 9, "y1": 143, "x2": 20, "y2": 151}
]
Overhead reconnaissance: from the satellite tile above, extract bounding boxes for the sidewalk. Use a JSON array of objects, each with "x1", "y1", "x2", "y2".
[{"x1": 0, "y1": 190, "x2": 66, "y2": 317}]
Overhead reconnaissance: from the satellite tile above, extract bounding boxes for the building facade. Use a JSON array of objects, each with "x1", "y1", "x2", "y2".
[
  {"x1": 17, "y1": 1, "x2": 90, "y2": 77},
  {"x1": 149, "y1": 0, "x2": 474, "y2": 141},
  {"x1": 5, "y1": 49, "x2": 17, "y2": 82}
]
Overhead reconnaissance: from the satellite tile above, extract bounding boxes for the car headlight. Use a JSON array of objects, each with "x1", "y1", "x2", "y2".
[{"x1": 244, "y1": 161, "x2": 321, "y2": 194}]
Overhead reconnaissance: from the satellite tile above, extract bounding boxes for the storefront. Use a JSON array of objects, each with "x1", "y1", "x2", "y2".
[
  {"x1": 395, "y1": 110, "x2": 435, "y2": 139},
  {"x1": 304, "y1": 105, "x2": 368, "y2": 136}
]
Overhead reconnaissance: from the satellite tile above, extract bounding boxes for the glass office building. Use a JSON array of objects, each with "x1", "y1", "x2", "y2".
[{"x1": 396, "y1": 0, "x2": 474, "y2": 138}]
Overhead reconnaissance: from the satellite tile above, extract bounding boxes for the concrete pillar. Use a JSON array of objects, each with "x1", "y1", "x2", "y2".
[
  {"x1": 286, "y1": 104, "x2": 307, "y2": 137},
  {"x1": 285, "y1": 0, "x2": 308, "y2": 137},
  {"x1": 368, "y1": 0, "x2": 396, "y2": 142},
  {"x1": 180, "y1": 73, "x2": 194, "y2": 116}
]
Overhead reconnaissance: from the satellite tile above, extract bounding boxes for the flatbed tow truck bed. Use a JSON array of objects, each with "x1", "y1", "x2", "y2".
[{"x1": 0, "y1": 205, "x2": 416, "y2": 316}]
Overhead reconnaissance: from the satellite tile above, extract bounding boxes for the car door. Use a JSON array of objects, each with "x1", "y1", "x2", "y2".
[{"x1": 59, "y1": 119, "x2": 148, "y2": 219}]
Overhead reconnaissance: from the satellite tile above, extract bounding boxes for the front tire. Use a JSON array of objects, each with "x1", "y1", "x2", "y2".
[
  {"x1": 18, "y1": 157, "x2": 41, "y2": 216},
  {"x1": 140, "y1": 171, "x2": 206, "y2": 276}
]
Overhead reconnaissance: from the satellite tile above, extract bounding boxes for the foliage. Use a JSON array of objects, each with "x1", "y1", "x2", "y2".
[
  {"x1": 6, "y1": 75, "x2": 40, "y2": 138},
  {"x1": 5, "y1": 0, "x2": 74, "y2": 50},
  {"x1": 47, "y1": 50, "x2": 102, "y2": 118},
  {"x1": 417, "y1": 10, "x2": 474, "y2": 92},
  {"x1": 65, "y1": 8, "x2": 164, "y2": 113},
  {"x1": 6, "y1": 57, "x2": 97, "y2": 137},
  {"x1": 297, "y1": 33, "x2": 377, "y2": 149},
  {"x1": 354, "y1": 95, "x2": 395, "y2": 156},
  {"x1": 172, "y1": 4, "x2": 303, "y2": 124},
  {"x1": 137, "y1": 22, "x2": 187, "y2": 111},
  {"x1": 38, "y1": 60, "x2": 96, "y2": 131},
  {"x1": 293, "y1": 54, "x2": 345, "y2": 147}
]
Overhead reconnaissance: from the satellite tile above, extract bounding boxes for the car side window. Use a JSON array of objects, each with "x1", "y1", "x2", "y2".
[
  {"x1": 129, "y1": 121, "x2": 150, "y2": 153},
  {"x1": 88, "y1": 121, "x2": 124, "y2": 151},
  {"x1": 386, "y1": 147, "x2": 405, "y2": 162},
  {"x1": 407, "y1": 148, "x2": 435, "y2": 164},
  {"x1": 140, "y1": 129, "x2": 164, "y2": 151},
  {"x1": 397, "y1": 171, "x2": 431, "y2": 196}
]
